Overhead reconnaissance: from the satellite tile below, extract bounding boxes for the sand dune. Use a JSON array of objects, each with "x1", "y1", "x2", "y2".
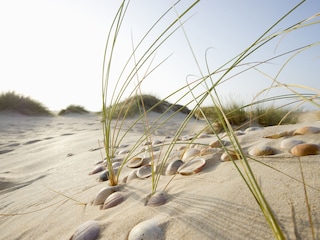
[{"x1": 0, "y1": 112, "x2": 319, "y2": 239}]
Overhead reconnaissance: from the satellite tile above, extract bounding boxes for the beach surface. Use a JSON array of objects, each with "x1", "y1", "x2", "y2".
[{"x1": 0, "y1": 112, "x2": 320, "y2": 239}]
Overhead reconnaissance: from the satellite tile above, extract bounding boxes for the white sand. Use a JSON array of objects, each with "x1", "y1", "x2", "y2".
[{"x1": 0, "y1": 112, "x2": 319, "y2": 239}]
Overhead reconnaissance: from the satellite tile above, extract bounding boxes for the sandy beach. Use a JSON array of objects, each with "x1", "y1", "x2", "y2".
[{"x1": 0, "y1": 112, "x2": 320, "y2": 239}]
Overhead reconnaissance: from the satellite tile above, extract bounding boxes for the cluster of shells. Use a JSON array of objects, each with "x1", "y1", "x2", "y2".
[{"x1": 71, "y1": 126, "x2": 320, "y2": 239}]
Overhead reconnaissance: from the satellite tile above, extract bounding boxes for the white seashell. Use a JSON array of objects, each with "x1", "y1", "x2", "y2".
[
  {"x1": 293, "y1": 126, "x2": 320, "y2": 135},
  {"x1": 123, "y1": 169, "x2": 138, "y2": 183},
  {"x1": 264, "y1": 130, "x2": 294, "y2": 139},
  {"x1": 197, "y1": 133, "x2": 211, "y2": 138},
  {"x1": 70, "y1": 220, "x2": 100, "y2": 240},
  {"x1": 136, "y1": 165, "x2": 153, "y2": 179},
  {"x1": 280, "y1": 139, "x2": 304, "y2": 149},
  {"x1": 145, "y1": 191, "x2": 168, "y2": 207},
  {"x1": 165, "y1": 159, "x2": 184, "y2": 176},
  {"x1": 178, "y1": 157, "x2": 206, "y2": 175},
  {"x1": 101, "y1": 191, "x2": 126, "y2": 210},
  {"x1": 118, "y1": 149, "x2": 130, "y2": 155},
  {"x1": 176, "y1": 145, "x2": 186, "y2": 151},
  {"x1": 209, "y1": 140, "x2": 228, "y2": 148},
  {"x1": 248, "y1": 145, "x2": 277, "y2": 156},
  {"x1": 182, "y1": 148, "x2": 200, "y2": 161},
  {"x1": 152, "y1": 139, "x2": 163, "y2": 145},
  {"x1": 89, "y1": 165, "x2": 105, "y2": 175},
  {"x1": 128, "y1": 219, "x2": 163, "y2": 240},
  {"x1": 220, "y1": 151, "x2": 240, "y2": 162},
  {"x1": 126, "y1": 156, "x2": 145, "y2": 168},
  {"x1": 290, "y1": 143, "x2": 320, "y2": 156},
  {"x1": 245, "y1": 127, "x2": 263, "y2": 132},
  {"x1": 93, "y1": 185, "x2": 121, "y2": 205},
  {"x1": 200, "y1": 147, "x2": 220, "y2": 156}
]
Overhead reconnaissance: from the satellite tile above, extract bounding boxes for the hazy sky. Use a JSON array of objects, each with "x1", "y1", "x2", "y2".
[{"x1": 0, "y1": 0, "x2": 319, "y2": 111}]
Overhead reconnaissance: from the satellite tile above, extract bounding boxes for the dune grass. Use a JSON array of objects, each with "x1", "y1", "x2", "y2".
[
  {"x1": 101, "y1": 0, "x2": 319, "y2": 239},
  {"x1": 58, "y1": 105, "x2": 89, "y2": 115},
  {"x1": 0, "y1": 91, "x2": 52, "y2": 116}
]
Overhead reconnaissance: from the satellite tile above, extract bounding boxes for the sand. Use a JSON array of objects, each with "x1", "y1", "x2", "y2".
[{"x1": 0, "y1": 112, "x2": 320, "y2": 239}]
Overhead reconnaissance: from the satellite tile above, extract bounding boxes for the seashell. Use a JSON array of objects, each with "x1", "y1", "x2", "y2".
[
  {"x1": 101, "y1": 191, "x2": 126, "y2": 210},
  {"x1": 197, "y1": 133, "x2": 211, "y2": 138},
  {"x1": 263, "y1": 130, "x2": 294, "y2": 139},
  {"x1": 136, "y1": 165, "x2": 153, "y2": 179},
  {"x1": 128, "y1": 219, "x2": 163, "y2": 240},
  {"x1": 290, "y1": 143, "x2": 320, "y2": 156},
  {"x1": 93, "y1": 185, "x2": 121, "y2": 205},
  {"x1": 220, "y1": 151, "x2": 240, "y2": 162},
  {"x1": 89, "y1": 165, "x2": 105, "y2": 175},
  {"x1": 126, "y1": 156, "x2": 144, "y2": 168},
  {"x1": 181, "y1": 135, "x2": 195, "y2": 141},
  {"x1": 248, "y1": 145, "x2": 277, "y2": 156},
  {"x1": 142, "y1": 146, "x2": 160, "y2": 153},
  {"x1": 178, "y1": 157, "x2": 206, "y2": 175},
  {"x1": 118, "y1": 144, "x2": 129, "y2": 148},
  {"x1": 98, "y1": 171, "x2": 109, "y2": 182},
  {"x1": 112, "y1": 161, "x2": 122, "y2": 169},
  {"x1": 145, "y1": 191, "x2": 168, "y2": 207},
  {"x1": 182, "y1": 148, "x2": 200, "y2": 161},
  {"x1": 152, "y1": 139, "x2": 163, "y2": 145},
  {"x1": 245, "y1": 127, "x2": 263, "y2": 132},
  {"x1": 280, "y1": 139, "x2": 304, "y2": 149},
  {"x1": 200, "y1": 147, "x2": 220, "y2": 156},
  {"x1": 165, "y1": 159, "x2": 184, "y2": 175},
  {"x1": 293, "y1": 126, "x2": 320, "y2": 135},
  {"x1": 209, "y1": 139, "x2": 228, "y2": 148},
  {"x1": 123, "y1": 169, "x2": 138, "y2": 183},
  {"x1": 176, "y1": 145, "x2": 186, "y2": 151},
  {"x1": 118, "y1": 149, "x2": 130, "y2": 155},
  {"x1": 143, "y1": 141, "x2": 152, "y2": 146},
  {"x1": 70, "y1": 220, "x2": 100, "y2": 240}
]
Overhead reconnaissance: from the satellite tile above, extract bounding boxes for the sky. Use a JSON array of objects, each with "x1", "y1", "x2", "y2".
[{"x1": 0, "y1": 0, "x2": 319, "y2": 111}]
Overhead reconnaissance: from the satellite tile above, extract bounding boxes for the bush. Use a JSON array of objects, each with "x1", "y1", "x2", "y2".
[
  {"x1": 0, "y1": 91, "x2": 52, "y2": 116},
  {"x1": 58, "y1": 105, "x2": 89, "y2": 115}
]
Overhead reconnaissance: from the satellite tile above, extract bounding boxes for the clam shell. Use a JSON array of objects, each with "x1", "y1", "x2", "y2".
[
  {"x1": 93, "y1": 185, "x2": 121, "y2": 205},
  {"x1": 178, "y1": 157, "x2": 206, "y2": 175},
  {"x1": 145, "y1": 191, "x2": 168, "y2": 207},
  {"x1": 70, "y1": 220, "x2": 100, "y2": 240},
  {"x1": 89, "y1": 165, "x2": 105, "y2": 175},
  {"x1": 152, "y1": 139, "x2": 163, "y2": 145},
  {"x1": 280, "y1": 139, "x2": 304, "y2": 149},
  {"x1": 118, "y1": 149, "x2": 130, "y2": 155},
  {"x1": 200, "y1": 147, "x2": 220, "y2": 156},
  {"x1": 165, "y1": 159, "x2": 184, "y2": 176},
  {"x1": 123, "y1": 169, "x2": 138, "y2": 183},
  {"x1": 128, "y1": 219, "x2": 163, "y2": 240},
  {"x1": 209, "y1": 139, "x2": 228, "y2": 148},
  {"x1": 126, "y1": 156, "x2": 144, "y2": 168},
  {"x1": 220, "y1": 151, "x2": 240, "y2": 161},
  {"x1": 98, "y1": 171, "x2": 109, "y2": 182},
  {"x1": 101, "y1": 191, "x2": 126, "y2": 210},
  {"x1": 182, "y1": 148, "x2": 200, "y2": 161},
  {"x1": 263, "y1": 130, "x2": 294, "y2": 139},
  {"x1": 136, "y1": 165, "x2": 153, "y2": 179},
  {"x1": 293, "y1": 126, "x2": 320, "y2": 135},
  {"x1": 290, "y1": 143, "x2": 320, "y2": 156},
  {"x1": 248, "y1": 145, "x2": 277, "y2": 156}
]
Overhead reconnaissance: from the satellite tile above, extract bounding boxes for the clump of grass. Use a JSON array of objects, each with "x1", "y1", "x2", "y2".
[
  {"x1": 0, "y1": 91, "x2": 52, "y2": 116},
  {"x1": 250, "y1": 104, "x2": 297, "y2": 126},
  {"x1": 58, "y1": 105, "x2": 89, "y2": 115},
  {"x1": 106, "y1": 94, "x2": 190, "y2": 119},
  {"x1": 101, "y1": 0, "x2": 198, "y2": 187}
]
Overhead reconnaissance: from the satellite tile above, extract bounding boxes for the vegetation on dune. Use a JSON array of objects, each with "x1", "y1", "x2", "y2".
[
  {"x1": 196, "y1": 102, "x2": 298, "y2": 132},
  {"x1": 105, "y1": 94, "x2": 190, "y2": 119},
  {"x1": 58, "y1": 105, "x2": 89, "y2": 115},
  {"x1": 0, "y1": 91, "x2": 52, "y2": 116}
]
